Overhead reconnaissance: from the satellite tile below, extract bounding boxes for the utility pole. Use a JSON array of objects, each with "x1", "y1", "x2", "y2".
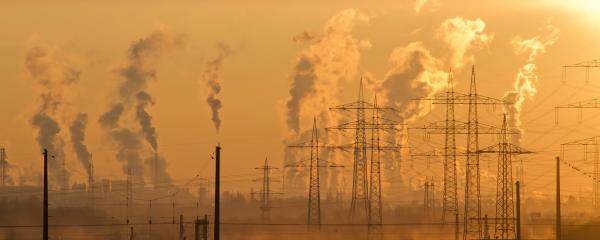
[
  {"x1": 516, "y1": 181, "x2": 521, "y2": 240},
  {"x1": 43, "y1": 149, "x2": 49, "y2": 240},
  {"x1": 556, "y1": 156, "x2": 561, "y2": 240},
  {"x1": 179, "y1": 214, "x2": 184, "y2": 240},
  {"x1": 214, "y1": 144, "x2": 221, "y2": 240}
]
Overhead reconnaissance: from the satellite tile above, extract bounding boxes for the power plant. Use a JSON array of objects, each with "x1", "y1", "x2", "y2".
[{"x1": 2, "y1": 2, "x2": 600, "y2": 239}]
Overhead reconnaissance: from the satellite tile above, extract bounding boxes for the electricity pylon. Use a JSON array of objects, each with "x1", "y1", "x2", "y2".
[
  {"x1": 415, "y1": 66, "x2": 511, "y2": 240},
  {"x1": 369, "y1": 95, "x2": 383, "y2": 225},
  {"x1": 561, "y1": 136, "x2": 600, "y2": 209},
  {"x1": 423, "y1": 176, "x2": 435, "y2": 219},
  {"x1": 328, "y1": 78, "x2": 401, "y2": 224},
  {"x1": 478, "y1": 115, "x2": 533, "y2": 239},
  {"x1": 252, "y1": 157, "x2": 281, "y2": 222},
  {"x1": 562, "y1": 58, "x2": 600, "y2": 83},
  {"x1": 287, "y1": 118, "x2": 342, "y2": 225}
]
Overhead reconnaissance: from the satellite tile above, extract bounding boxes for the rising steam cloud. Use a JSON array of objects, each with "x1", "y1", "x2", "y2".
[
  {"x1": 414, "y1": 0, "x2": 439, "y2": 13},
  {"x1": 69, "y1": 113, "x2": 92, "y2": 177},
  {"x1": 201, "y1": 43, "x2": 232, "y2": 133},
  {"x1": 99, "y1": 29, "x2": 184, "y2": 183},
  {"x1": 26, "y1": 46, "x2": 79, "y2": 189},
  {"x1": 379, "y1": 42, "x2": 447, "y2": 123},
  {"x1": 503, "y1": 23, "x2": 560, "y2": 143},
  {"x1": 285, "y1": 8, "x2": 370, "y2": 135},
  {"x1": 437, "y1": 17, "x2": 493, "y2": 69},
  {"x1": 283, "y1": 8, "x2": 370, "y2": 195}
]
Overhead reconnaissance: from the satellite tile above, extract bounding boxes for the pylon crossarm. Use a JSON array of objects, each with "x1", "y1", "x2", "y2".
[
  {"x1": 284, "y1": 160, "x2": 309, "y2": 168},
  {"x1": 556, "y1": 98, "x2": 600, "y2": 109},
  {"x1": 416, "y1": 91, "x2": 512, "y2": 105},
  {"x1": 478, "y1": 143, "x2": 534, "y2": 154},
  {"x1": 326, "y1": 120, "x2": 403, "y2": 131},
  {"x1": 330, "y1": 101, "x2": 398, "y2": 112},
  {"x1": 564, "y1": 59, "x2": 600, "y2": 68},
  {"x1": 561, "y1": 136, "x2": 600, "y2": 146},
  {"x1": 410, "y1": 120, "x2": 517, "y2": 135}
]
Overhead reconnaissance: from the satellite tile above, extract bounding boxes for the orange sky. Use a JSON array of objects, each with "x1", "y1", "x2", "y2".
[{"x1": 0, "y1": 0, "x2": 600, "y2": 199}]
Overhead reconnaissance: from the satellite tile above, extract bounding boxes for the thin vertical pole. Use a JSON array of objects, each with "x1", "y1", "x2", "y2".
[
  {"x1": 43, "y1": 149, "x2": 49, "y2": 240},
  {"x1": 556, "y1": 156, "x2": 561, "y2": 240},
  {"x1": 516, "y1": 181, "x2": 521, "y2": 240},
  {"x1": 214, "y1": 145, "x2": 221, "y2": 240}
]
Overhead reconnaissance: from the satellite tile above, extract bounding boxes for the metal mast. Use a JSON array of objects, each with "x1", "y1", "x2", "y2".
[
  {"x1": 444, "y1": 71, "x2": 458, "y2": 224},
  {"x1": 424, "y1": 176, "x2": 436, "y2": 219},
  {"x1": 369, "y1": 95, "x2": 382, "y2": 225},
  {"x1": 495, "y1": 115, "x2": 515, "y2": 239},
  {"x1": 253, "y1": 157, "x2": 279, "y2": 222},
  {"x1": 350, "y1": 79, "x2": 369, "y2": 221},
  {"x1": 464, "y1": 66, "x2": 482, "y2": 240},
  {"x1": 308, "y1": 119, "x2": 321, "y2": 225},
  {"x1": 476, "y1": 115, "x2": 533, "y2": 240},
  {"x1": 328, "y1": 78, "x2": 401, "y2": 223},
  {"x1": 412, "y1": 67, "x2": 510, "y2": 238},
  {"x1": 287, "y1": 118, "x2": 342, "y2": 225}
]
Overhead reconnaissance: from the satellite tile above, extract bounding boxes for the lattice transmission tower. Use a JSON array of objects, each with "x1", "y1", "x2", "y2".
[
  {"x1": 477, "y1": 115, "x2": 533, "y2": 239},
  {"x1": 423, "y1": 176, "x2": 436, "y2": 219},
  {"x1": 328, "y1": 79, "x2": 401, "y2": 224},
  {"x1": 287, "y1": 118, "x2": 342, "y2": 225},
  {"x1": 413, "y1": 67, "x2": 510, "y2": 239},
  {"x1": 252, "y1": 157, "x2": 280, "y2": 222}
]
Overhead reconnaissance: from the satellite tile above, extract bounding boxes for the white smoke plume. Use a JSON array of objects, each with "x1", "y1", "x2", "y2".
[
  {"x1": 283, "y1": 8, "x2": 370, "y2": 195},
  {"x1": 201, "y1": 42, "x2": 232, "y2": 133},
  {"x1": 26, "y1": 45, "x2": 79, "y2": 189},
  {"x1": 379, "y1": 42, "x2": 447, "y2": 123},
  {"x1": 374, "y1": 42, "x2": 447, "y2": 191},
  {"x1": 69, "y1": 113, "x2": 91, "y2": 177},
  {"x1": 503, "y1": 23, "x2": 559, "y2": 143},
  {"x1": 414, "y1": 0, "x2": 440, "y2": 13},
  {"x1": 285, "y1": 8, "x2": 370, "y2": 135},
  {"x1": 437, "y1": 17, "x2": 493, "y2": 69},
  {"x1": 99, "y1": 29, "x2": 185, "y2": 182}
]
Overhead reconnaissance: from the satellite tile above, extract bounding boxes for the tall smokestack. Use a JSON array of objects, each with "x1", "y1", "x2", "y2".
[
  {"x1": 214, "y1": 144, "x2": 221, "y2": 240},
  {"x1": 43, "y1": 149, "x2": 48, "y2": 240}
]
